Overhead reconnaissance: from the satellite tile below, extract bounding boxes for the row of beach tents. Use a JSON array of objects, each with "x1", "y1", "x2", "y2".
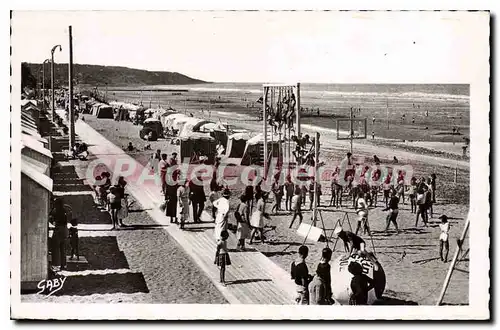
[{"x1": 82, "y1": 98, "x2": 286, "y2": 166}]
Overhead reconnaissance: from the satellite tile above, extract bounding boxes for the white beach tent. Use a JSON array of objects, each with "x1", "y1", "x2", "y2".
[
  {"x1": 162, "y1": 113, "x2": 188, "y2": 130},
  {"x1": 240, "y1": 132, "x2": 283, "y2": 166},
  {"x1": 225, "y1": 132, "x2": 252, "y2": 159},
  {"x1": 179, "y1": 131, "x2": 217, "y2": 164},
  {"x1": 178, "y1": 117, "x2": 205, "y2": 137}
]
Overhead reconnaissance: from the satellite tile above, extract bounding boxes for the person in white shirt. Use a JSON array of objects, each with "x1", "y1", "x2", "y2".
[
  {"x1": 439, "y1": 215, "x2": 450, "y2": 263},
  {"x1": 355, "y1": 192, "x2": 370, "y2": 235}
]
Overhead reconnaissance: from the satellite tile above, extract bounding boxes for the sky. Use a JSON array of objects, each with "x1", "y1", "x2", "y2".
[{"x1": 11, "y1": 11, "x2": 488, "y2": 83}]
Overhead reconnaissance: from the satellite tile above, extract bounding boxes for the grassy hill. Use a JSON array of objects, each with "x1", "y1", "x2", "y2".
[{"x1": 24, "y1": 63, "x2": 207, "y2": 87}]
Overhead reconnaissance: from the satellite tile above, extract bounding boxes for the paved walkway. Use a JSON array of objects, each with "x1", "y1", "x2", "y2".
[{"x1": 62, "y1": 111, "x2": 296, "y2": 304}]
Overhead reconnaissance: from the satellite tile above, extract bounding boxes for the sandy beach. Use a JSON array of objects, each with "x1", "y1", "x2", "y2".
[{"x1": 80, "y1": 84, "x2": 470, "y2": 306}]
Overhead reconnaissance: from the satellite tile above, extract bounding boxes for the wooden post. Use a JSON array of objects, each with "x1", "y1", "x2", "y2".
[
  {"x1": 263, "y1": 86, "x2": 268, "y2": 176},
  {"x1": 68, "y1": 26, "x2": 75, "y2": 150},
  {"x1": 349, "y1": 107, "x2": 353, "y2": 154},
  {"x1": 436, "y1": 218, "x2": 469, "y2": 305},
  {"x1": 386, "y1": 98, "x2": 389, "y2": 130},
  {"x1": 313, "y1": 132, "x2": 320, "y2": 226},
  {"x1": 296, "y1": 83, "x2": 301, "y2": 137}
]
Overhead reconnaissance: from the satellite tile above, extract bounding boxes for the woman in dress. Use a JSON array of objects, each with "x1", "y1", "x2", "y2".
[
  {"x1": 213, "y1": 189, "x2": 231, "y2": 241},
  {"x1": 165, "y1": 174, "x2": 179, "y2": 224},
  {"x1": 249, "y1": 192, "x2": 270, "y2": 244},
  {"x1": 116, "y1": 176, "x2": 128, "y2": 227},
  {"x1": 177, "y1": 180, "x2": 191, "y2": 230},
  {"x1": 235, "y1": 195, "x2": 250, "y2": 250}
]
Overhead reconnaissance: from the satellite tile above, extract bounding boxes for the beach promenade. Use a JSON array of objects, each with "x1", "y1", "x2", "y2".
[{"x1": 59, "y1": 110, "x2": 297, "y2": 305}]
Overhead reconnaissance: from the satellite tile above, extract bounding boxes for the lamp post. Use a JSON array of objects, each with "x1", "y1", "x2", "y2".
[
  {"x1": 42, "y1": 59, "x2": 50, "y2": 110},
  {"x1": 51, "y1": 44, "x2": 62, "y2": 119}
]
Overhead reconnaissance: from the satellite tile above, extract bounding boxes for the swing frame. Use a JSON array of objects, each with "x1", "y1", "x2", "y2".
[{"x1": 262, "y1": 83, "x2": 301, "y2": 177}]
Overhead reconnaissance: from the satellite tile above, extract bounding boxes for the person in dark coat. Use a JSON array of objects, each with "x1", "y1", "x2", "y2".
[
  {"x1": 49, "y1": 198, "x2": 69, "y2": 270},
  {"x1": 348, "y1": 262, "x2": 375, "y2": 305},
  {"x1": 165, "y1": 171, "x2": 180, "y2": 223},
  {"x1": 190, "y1": 174, "x2": 206, "y2": 223}
]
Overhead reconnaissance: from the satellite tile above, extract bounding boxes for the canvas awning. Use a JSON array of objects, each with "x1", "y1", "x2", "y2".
[{"x1": 21, "y1": 155, "x2": 53, "y2": 192}]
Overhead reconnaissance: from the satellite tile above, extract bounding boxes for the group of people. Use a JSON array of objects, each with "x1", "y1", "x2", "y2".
[
  {"x1": 92, "y1": 171, "x2": 129, "y2": 230},
  {"x1": 291, "y1": 225, "x2": 377, "y2": 305}
]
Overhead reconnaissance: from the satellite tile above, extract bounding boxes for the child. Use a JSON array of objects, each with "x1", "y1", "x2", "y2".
[
  {"x1": 69, "y1": 218, "x2": 79, "y2": 260},
  {"x1": 439, "y1": 215, "x2": 450, "y2": 263},
  {"x1": 214, "y1": 230, "x2": 231, "y2": 286},
  {"x1": 348, "y1": 262, "x2": 375, "y2": 305},
  {"x1": 309, "y1": 248, "x2": 333, "y2": 305},
  {"x1": 290, "y1": 245, "x2": 312, "y2": 305}
]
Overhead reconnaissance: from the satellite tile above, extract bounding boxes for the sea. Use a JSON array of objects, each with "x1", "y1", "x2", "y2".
[{"x1": 145, "y1": 83, "x2": 470, "y2": 103}]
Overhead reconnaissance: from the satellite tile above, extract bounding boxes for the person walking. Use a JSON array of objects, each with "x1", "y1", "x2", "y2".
[
  {"x1": 284, "y1": 175, "x2": 294, "y2": 211},
  {"x1": 116, "y1": 176, "x2": 129, "y2": 226},
  {"x1": 289, "y1": 186, "x2": 303, "y2": 229},
  {"x1": 189, "y1": 174, "x2": 206, "y2": 223},
  {"x1": 426, "y1": 177, "x2": 434, "y2": 219},
  {"x1": 107, "y1": 186, "x2": 121, "y2": 230},
  {"x1": 250, "y1": 192, "x2": 270, "y2": 244},
  {"x1": 355, "y1": 192, "x2": 370, "y2": 235},
  {"x1": 165, "y1": 172, "x2": 180, "y2": 224},
  {"x1": 415, "y1": 178, "x2": 429, "y2": 227},
  {"x1": 209, "y1": 171, "x2": 223, "y2": 220},
  {"x1": 177, "y1": 180, "x2": 191, "y2": 230},
  {"x1": 430, "y1": 173, "x2": 437, "y2": 203},
  {"x1": 158, "y1": 153, "x2": 169, "y2": 195},
  {"x1": 151, "y1": 149, "x2": 161, "y2": 171},
  {"x1": 49, "y1": 198, "x2": 69, "y2": 271},
  {"x1": 439, "y1": 215, "x2": 450, "y2": 263},
  {"x1": 213, "y1": 188, "x2": 231, "y2": 241},
  {"x1": 408, "y1": 177, "x2": 417, "y2": 214},
  {"x1": 383, "y1": 189, "x2": 400, "y2": 233},
  {"x1": 271, "y1": 177, "x2": 284, "y2": 214},
  {"x1": 308, "y1": 179, "x2": 315, "y2": 211},
  {"x1": 235, "y1": 195, "x2": 250, "y2": 250},
  {"x1": 330, "y1": 168, "x2": 342, "y2": 208}
]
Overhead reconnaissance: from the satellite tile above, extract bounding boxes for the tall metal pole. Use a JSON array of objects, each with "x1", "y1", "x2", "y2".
[
  {"x1": 349, "y1": 107, "x2": 353, "y2": 154},
  {"x1": 296, "y1": 83, "x2": 301, "y2": 137},
  {"x1": 263, "y1": 86, "x2": 268, "y2": 177},
  {"x1": 313, "y1": 132, "x2": 320, "y2": 226},
  {"x1": 68, "y1": 26, "x2": 75, "y2": 149},
  {"x1": 51, "y1": 44, "x2": 62, "y2": 119},
  {"x1": 42, "y1": 59, "x2": 50, "y2": 110},
  {"x1": 386, "y1": 98, "x2": 389, "y2": 130},
  {"x1": 436, "y1": 218, "x2": 470, "y2": 305}
]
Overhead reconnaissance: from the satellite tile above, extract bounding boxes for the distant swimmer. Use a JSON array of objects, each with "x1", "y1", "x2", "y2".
[
  {"x1": 371, "y1": 131, "x2": 375, "y2": 140},
  {"x1": 412, "y1": 117, "x2": 415, "y2": 124},
  {"x1": 372, "y1": 117, "x2": 376, "y2": 125},
  {"x1": 373, "y1": 155, "x2": 381, "y2": 165},
  {"x1": 393, "y1": 156, "x2": 399, "y2": 164}
]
